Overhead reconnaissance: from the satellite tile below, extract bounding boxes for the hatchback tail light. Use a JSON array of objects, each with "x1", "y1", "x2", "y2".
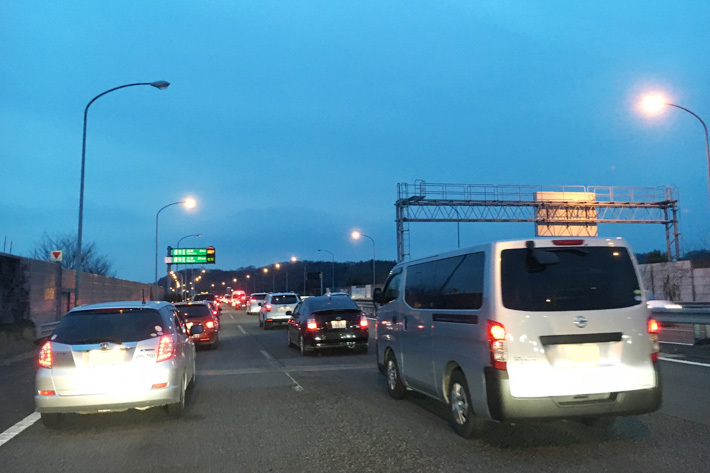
[
  {"x1": 359, "y1": 315, "x2": 369, "y2": 329},
  {"x1": 205, "y1": 320, "x2": 215, "y2": 329},
  {"x1": 487, "y1": 320, "x2": 507, "y2": 370},
  {"x1": 38, "y1": 341, "x2": 53, "y2": 368},
  {"x1": 306, "y1": 318, "x2": 318, "y2": 331},
  {"x1": 648, "y1": 317, "x2": 660, "y2": 362},
  {"x1": 157, "y1": 335, "x2": 175, "y2": 362}
]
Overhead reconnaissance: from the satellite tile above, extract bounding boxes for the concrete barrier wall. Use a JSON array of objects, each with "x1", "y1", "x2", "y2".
[
  {"x1": 0, "y1": 253, "x2": 164, "y2": 340},
  {"x1": 639, "y1": 260, "x2": 710, "y2": 302}
]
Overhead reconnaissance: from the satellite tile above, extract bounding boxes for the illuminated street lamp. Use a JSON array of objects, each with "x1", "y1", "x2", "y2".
[
  {"x1": 74, "y1": 80, "x2": 170, "y2": 306},
  {"x1": 155, "y1": 198, "x2": 197, "y2": 285},
  {"x1": 642, "y1": 93, "x2": 710, "y2": 208},
  {"x1": 351, "y1": 230, "x2": 376, "y2": 289},
  {"x1": 262, "y1": 267, "x2": 268, "y2": 292}
]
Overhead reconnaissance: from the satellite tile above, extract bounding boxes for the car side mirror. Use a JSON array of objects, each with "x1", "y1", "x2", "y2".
[
  {"x1": 372, "y1": 287, "x2": 383, "y2": 304},
  {"x1": 189, "y1": 325, "x2": 204, "y2": 336}
]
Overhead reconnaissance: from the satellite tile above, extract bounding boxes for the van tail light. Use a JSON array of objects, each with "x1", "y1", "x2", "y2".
[
  {"x1": 359, "y1": 315, "x2": 369, "y2": 329},
  {"x1": 552, "y1": 239, "x2": 585, "y2": 246},
  {"x1": 487, "y1": 321, "x2": 507, "y2": 370},
  {"x1": 648, "y1": 317, "x2": 660, "y2": 362},
  {"x1": 157, "y1": 335, "x2": 175, "y2": 362},
  {"x1": 306, "y1": 318, "x2": 318, "y2": 331},
  {"x1": 38, "y1": 341, "x2": 53, "y2": 368},
  {"x1": 264, "y1": 304, "x2": 272, "y2": 312}
]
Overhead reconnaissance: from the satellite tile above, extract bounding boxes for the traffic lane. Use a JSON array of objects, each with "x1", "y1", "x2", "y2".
[
  {"x1": 658, "y1": 360, "x2": 710, "y2": 425},
  {"x1": 0, "y1": 356, "x2": 37, "y2": 433}
]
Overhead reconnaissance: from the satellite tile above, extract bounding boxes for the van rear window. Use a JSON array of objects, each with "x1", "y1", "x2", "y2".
[{"x1": 500, "y1": 247, "x2": 641, "y2": 311}]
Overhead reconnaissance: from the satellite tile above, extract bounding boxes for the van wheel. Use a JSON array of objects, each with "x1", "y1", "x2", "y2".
[
  {"x1": 41, "y1": 413, "x2": 63, "y2": 428},
  {"x1": 448, "y1": 370, "x2": 486, "y2": 438},
  {"x1": 385, "y1": 352, "x2": 406, "y2": 400},
  {"x1": 580, "y1": 416, "x2": 616, "y2": 428}
]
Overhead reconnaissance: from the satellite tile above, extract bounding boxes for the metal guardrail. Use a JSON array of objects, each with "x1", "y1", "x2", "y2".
[
  {"x1": 355, "y1": 300, "x2": 376, "y2": 318},
  {"x1": 36, "y1": 321, "x2": 60, "y2": 339},
  {"x1": 649, "y1": 305, "x2": 710, "y2": 325}
]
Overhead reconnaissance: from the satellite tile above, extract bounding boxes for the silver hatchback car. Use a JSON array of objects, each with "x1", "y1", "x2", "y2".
[
  {"x1": 259, "y1": 292, "x2": 300, "y2": 329},
  {"x1": 35, "y1": 300, "x2": 202, "y2": 427}
]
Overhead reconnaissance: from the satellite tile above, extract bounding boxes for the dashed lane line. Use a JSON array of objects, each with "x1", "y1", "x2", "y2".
[
  {"x1": 0, "y1": 412, "x2": 40, "y2": 448},
  {"x1": 659, "y1": 356, "x2": 710, "y2": 368}
]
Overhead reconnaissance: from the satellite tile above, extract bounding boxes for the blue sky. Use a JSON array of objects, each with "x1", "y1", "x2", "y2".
[{"x1": 2, "y1": 1, "x2": 710, "y2": 283}]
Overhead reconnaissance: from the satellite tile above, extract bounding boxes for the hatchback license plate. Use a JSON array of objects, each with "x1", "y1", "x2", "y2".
[{"x1": 331, "y1": 320, "x2": 346, "y2": 329}]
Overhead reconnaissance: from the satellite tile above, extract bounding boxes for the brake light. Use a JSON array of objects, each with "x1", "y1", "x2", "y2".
[
  {"x1": 38, "y1": 341, "x2": 53, "y2": 368},
  {"x1": 212, "y1": 310, "x2": 218, "y2": 316},
  {"x1": 151, "y1": 382, "x2": 168, "y2": 389},
  {"x1": 264, "y1": 304, "x2": 272, "y2": 312},
  {"x1": 648, "y1": 317, "x2": 660, "y2": 362},
  {"x1": 306, "y1": 318, "x2": 318, "y2": 330},
  {"x1": 157, "y1": 335, "x2": 175, "y2": 362},
  {"x1": 359, "y1": 315, "x2": 369, "y2": 329},
  {"x1": 205, "y1": 320, "x2": 215, "y2": 329},
  {"x1": 552, "y1": 239, "x2": 584, "y2": 246},
  {"x1": 38, "y1": 390, "x2": 55, "y2": 396},
  {"x1": 486, "y1": 321, "x2": 507, "y2": 370}
]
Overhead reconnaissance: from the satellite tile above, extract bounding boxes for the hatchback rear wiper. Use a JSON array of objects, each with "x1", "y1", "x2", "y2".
[{"x1": 70, "y1": 338, "x2": 123, "y2": 345}]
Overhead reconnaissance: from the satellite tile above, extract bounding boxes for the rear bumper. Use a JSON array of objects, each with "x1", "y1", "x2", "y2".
[
  {"x1": 35, "y1": 386, "x2": 180, "y2": 414},
  {"x1": 484, "y1": 363, "x2": 662, "y2": 422},
  {"x1": 305, "y1": 331, "x2": 369, "y2": 350}
]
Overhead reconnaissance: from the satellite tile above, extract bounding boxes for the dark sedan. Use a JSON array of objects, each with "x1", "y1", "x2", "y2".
[
  {"x1": 173, "y1": 302, "x2": 220, "y2": 349},
  {"x1": 287, "y1": 294, "x2": 369, "y2": 355}
]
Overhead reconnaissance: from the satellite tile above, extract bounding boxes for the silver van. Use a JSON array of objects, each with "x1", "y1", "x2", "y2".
[{"x1": 374, "y1": 237, "x2": 661, "y2": 437}]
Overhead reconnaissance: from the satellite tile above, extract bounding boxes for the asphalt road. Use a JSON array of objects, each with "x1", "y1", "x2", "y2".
[{"x1": 1, "y1": 306, "x2": 709, "y2": 472}]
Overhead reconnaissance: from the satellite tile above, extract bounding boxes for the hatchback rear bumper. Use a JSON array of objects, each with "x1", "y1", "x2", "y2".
[{"x1": 35, "y1": 385, "x2": 180, "y2": 414}]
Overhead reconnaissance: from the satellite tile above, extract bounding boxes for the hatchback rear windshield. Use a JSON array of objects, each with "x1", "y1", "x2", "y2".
[
  {"x1": 271, "y1": 295, "x2": 299, "y2": 304},
  {"x1": 307, "y1": 296, "x2": 359, "y2": 313},
  {"x1": 174, "y1": 304, "x2": 211, "y2": 318},
  {"x1": 500, "y1": 246, "x2": 641, "y2": 311},
  {"x1": 52, "y1": 308, "x2": 164, "y2": 344}
]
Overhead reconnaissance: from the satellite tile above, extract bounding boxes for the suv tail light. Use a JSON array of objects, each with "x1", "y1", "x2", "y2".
[
  {"x1": 264, "y1": 304, "x2": 272, "y2": 312},
  {"x1": 157, "y1": 335, "x2": 175, "y2": 362},
  {"x1": 38, "y1": 341, "x2": 53, "y2": 368},
  {"x1": 359, "y1": 315, "x2": 369, "y2": 329},
  {"x1": 648, "y1": 317, "x2": 660, "y2": 362},
  {"x1": 487, "y1": 320, "x2": 507, "y2": 370}
]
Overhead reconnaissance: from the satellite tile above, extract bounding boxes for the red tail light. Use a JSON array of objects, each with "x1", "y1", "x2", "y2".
[
  {"x1": 306, "y1": 318, "x2": 317, "y2": 330},
  {"x1": 264, "y1": 304, "x2": 272, "y2": 312},
  {"x1": 38, "y1": 341, "x2": 53, "y2": 368},
  {"x1": 38, "y1": 390, "x2": 55, "y2": 396},
  {"x1": 486, "y1": 321, "x2": 507, "y2": 370},
  {"x1": 359, "y1": 315, "x2": 369, "y2": 329},
  {"x1": 212, "y1": 310, "x2": 218, "y2": 316},
  {"x1": 648, "y1": 317, "x2": 660, "y2": 362},
  {"x1": 552, "y1": 239, "x2": 584, "y2": 246},
  {"x1": 205, "y1": 320, "x2": 215, "y2": 329},
  {"x1": 157, "y1": 335, "x2": 175, "y2": 362}
]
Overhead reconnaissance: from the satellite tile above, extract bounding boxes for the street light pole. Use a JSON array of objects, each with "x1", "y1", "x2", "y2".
[
  {"x1": 75, "y1": 80, "x2": 169, "y2": 306},
  {"x1": 351, "y1": 231, "x2": 376, "y2": 289},
  {"x1": 177, "y1": 233, "x2": 201, "y2": 299},
  {"x1": 317, "y1": 249, "x2": 335, "y2": 291}
]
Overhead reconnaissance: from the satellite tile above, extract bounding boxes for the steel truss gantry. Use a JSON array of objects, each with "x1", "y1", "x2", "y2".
[{"x1": 396, "y1": 180, "x2": 681, "y2": 262}]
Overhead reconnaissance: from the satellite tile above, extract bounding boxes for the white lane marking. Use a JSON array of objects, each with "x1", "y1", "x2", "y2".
[
  {"x1": 660, "y1": 341, "x2": 694, "y2": 346},
  {"x1": 0, "y1": 412, "x2": 40, "y2": 448},
  {"x1": 659, "y1": 356, "x2": 710, "y2": 368},
  {"x1": 283, "y1": 371, "x2": 305, "y2": 392},
  {"x1": 260, "y1": 350, "x2": 272, "y2": 360},
  {"x1": 237, "y1": 325, "x2": 247, "y2": 335}
]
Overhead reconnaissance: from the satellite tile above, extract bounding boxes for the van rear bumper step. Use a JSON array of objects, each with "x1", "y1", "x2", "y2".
[{"x1": 484, "y1": 365, "x2": 662, "y2": 422}]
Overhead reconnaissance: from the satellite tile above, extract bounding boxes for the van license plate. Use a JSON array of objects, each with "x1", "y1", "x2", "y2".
[
  {"x1": 568, "y1": 345, "x2": 600, "y2": 363},
  {"x1": 331, "y1": 320, "x2": 346, "y2": 329}
]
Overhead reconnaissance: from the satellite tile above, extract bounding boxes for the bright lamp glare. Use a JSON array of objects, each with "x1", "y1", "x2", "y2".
[
  {"x1": 351, "y1": 231, "x2": 361, "y2": 240},
  {"x1": 641, "y1": 94, "x2": 667, "y2": 115},
  {"x1": 183, "y1": 197, "x2": 197, "y2": 209}
]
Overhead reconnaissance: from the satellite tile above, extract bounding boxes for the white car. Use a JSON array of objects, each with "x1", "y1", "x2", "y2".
[
  {"x1": 247, "y1": 292, "x2": 268, "y2": 314},
  {"x1": 259, "y1": 292, "x2": 300, "y2": 329},
  {"x1": 35, "y1": 300, "x2": 201, "y2": 427}
]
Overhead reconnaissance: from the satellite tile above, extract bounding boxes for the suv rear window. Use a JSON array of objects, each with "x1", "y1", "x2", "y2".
[
  {"x1": 500, "y1": 246, "x2": 641, "y2": 311},
  {"x1": 52, "y1": 308, "x2": 164, "y2": 344},
  {"x1": 250, "y1": 294, "x2": 267, "y2": 301},
  {"x1": 174, "y1": 304, "x2": 211, "y2": 318},
  {"x1": 271, "y1": 295, "x2": 299, "y2": 304}
]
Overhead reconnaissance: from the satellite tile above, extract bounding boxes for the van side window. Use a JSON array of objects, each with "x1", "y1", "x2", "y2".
[
  {"x1": 405, "y1": 252, "x2": 484, "y2": 310},
  {"x1": 382, "y1": 271, "x2": 403, "y2": 304}
]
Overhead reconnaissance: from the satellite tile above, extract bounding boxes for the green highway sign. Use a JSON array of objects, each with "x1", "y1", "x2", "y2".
[{"x1": 167, "y1": 246, "x2": 215, "y2": 264}]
